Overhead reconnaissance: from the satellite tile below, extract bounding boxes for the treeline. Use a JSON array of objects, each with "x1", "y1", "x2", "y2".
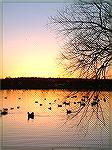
[{"x1": 0, "y1": 77, "x2": 112, "y2": 90}]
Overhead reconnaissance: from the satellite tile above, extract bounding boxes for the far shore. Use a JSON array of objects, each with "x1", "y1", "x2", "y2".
[{"x1": 0, "y1": 77, "x2": 112, "y2": 91}]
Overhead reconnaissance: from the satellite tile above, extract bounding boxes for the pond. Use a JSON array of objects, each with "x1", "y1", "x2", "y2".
[{"x1": 0, "y1": 90, "x2": 112, "y2": 150}]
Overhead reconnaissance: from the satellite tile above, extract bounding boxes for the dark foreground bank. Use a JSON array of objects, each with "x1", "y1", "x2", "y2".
[{"x1": 0, "y1": 77, "x2": 112, "y2": 90}]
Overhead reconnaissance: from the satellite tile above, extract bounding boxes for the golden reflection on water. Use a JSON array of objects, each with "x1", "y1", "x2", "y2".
[{"x1": 0, "y1": 90, "x2": 112, "y2": 148}]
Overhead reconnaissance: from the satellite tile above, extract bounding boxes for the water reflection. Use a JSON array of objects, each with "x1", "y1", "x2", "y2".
[{"x1": 0, "y1": 89, "x2": 112, "y2": 148}]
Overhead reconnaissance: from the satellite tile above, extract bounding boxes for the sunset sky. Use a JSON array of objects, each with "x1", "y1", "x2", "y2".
[
  {"x1": 2, "y1": 3, "x2": 66, "y2": 78},
  {"x1": 2, "y1": 2, "x2": 112, "y2": 79}
]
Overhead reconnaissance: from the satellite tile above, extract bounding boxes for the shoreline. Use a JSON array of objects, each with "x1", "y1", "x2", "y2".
[{"x1": 1, "y1": 78, "x2": 112, "y2": 91}]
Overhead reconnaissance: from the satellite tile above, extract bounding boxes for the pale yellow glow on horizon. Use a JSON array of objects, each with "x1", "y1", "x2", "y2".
[
  {"x1": 2, "y1": 30, "x2": 64, "y2": 78},
  {"x1": 2, "y1": 50, "x2": 61, "y2": 78}
]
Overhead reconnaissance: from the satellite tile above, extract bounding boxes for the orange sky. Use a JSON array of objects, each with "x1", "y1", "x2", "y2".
[
  {"x1": 2, "y1": 3, "x2": 66, "y2": 79},
  {"x1": 1, "y1": 3, "x2": 112, "y2": 79}
]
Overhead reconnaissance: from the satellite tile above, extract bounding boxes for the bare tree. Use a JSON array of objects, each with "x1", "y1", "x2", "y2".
[
  {"x1": 49, "y1": 0, "x2": 112, "y2": 79},
  {"x1": 48, "y1": 0, "x2": 112, "y2": 134}
]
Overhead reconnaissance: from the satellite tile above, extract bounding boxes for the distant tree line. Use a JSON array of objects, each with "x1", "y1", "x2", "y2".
[{"x1": 1, "y1": 77, "x2": 112, "y2": 90}]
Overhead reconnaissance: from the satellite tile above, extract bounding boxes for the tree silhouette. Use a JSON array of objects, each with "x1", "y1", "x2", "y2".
[
  {"x1": 49, "y1": 0, "x2": 112, "y2": 134},
  {"x1": 49, "y1": 0, "x2": 112, "y2": 79}
]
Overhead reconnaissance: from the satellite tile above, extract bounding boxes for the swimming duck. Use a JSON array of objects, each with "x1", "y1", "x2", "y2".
[
  {"x1": 71, "y1": 95, "x2": 77, "y2": 98},
  {"x1": 27, "y1": 112, "x2": 34, "y2": 120},
  {"x1": 58, "y1": 104, "x2": 62, "y2": 107},
  {"x1": 65, "y1": 102, "x2": 70, "y2": 106},
  {"x1": 66, "y1": 110, "x2": 72, "y2": 114},
  {"x1": 48, "y1": 107, "x2": 51, "y2": 110},
  {"x1": 3, "y1": 108, "x2": 8, "y2": 111},
  {"x1": 0, "y1": 109, "x2": 8, "y2": 115}
]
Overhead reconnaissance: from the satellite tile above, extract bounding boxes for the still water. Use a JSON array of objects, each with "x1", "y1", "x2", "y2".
[{"x1": 0, "y1": 90, "x2": 112, "y2": 149}]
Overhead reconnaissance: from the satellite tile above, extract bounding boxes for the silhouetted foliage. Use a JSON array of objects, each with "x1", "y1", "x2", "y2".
[
  {"x1": 49, "y1": 0, "x2": 112, "y2": 79},
  {"x1": 49, "y1": 0, "x2": 112, "y2": 132}
]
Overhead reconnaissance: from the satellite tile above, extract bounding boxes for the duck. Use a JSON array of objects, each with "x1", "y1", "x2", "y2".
[
  {"x1": 1, "y1": 111, "x2": 8, "y2": 115},
  {"x1": 91, "y1": 101, "x2": 98, "y2": 107},
  {"x1": 58, "y1": 104, "x2": 62, "y2": 107},
  {"x1": 66, "y1": 110, "x2": 72, "y2": 114},
  {"x1": 66, "y1": 96, "x2": 70, "y2": 98},
  {"x1": 63, "y1": 101, "x2": 66, "y2": 105},
  {"x1": 27, "y1": 112, "x2": 34, "y2": 120},
  {"x1": 65, "y1": 102, "x2": 70, "y2": 106},
  {"x1": 48, "y1": 107, "x2": 51, "y2": 110},
  {"x1": 0, "y1": 109, "x2": 8, "y2": 115},
  {"x1": 71, "y1": 95, "x2": 77, "y2": 98},
  {"x1": 3, "y1": 108, "x2": 8, "y2": 111},
  {"x1": 103, "y1": 98, "x2": 106, "y2": 102},
  {"x1": 63, "y1": 101, "x2": 70, "y2": 106},
  {"x1": 80, "y1": 102, "x2": 85, "y2": 107},
  {"x1": 81, "y1": 98, "x2": 85, "y2": 102}
]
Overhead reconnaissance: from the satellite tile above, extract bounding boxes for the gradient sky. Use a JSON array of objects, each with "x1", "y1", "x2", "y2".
[{"x1": 2, "y1": 3, "x2": 66, "y2": 78}]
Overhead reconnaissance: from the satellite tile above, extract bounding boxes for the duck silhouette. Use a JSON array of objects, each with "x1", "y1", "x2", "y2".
[
  {"x1": 66, "y1": 110, "x2": 72, "y2": 114},
  {"x1": 63, "y1": 101, "x2": 66, "y2": 105},
  {"x1": 80, "y1": 102, "x2": 85, "y2": 107},
  {"x1": 48, "y1": 107, "x2": 51, "y2": 110},
  {"x1": 91, "y1": 101, "x2": 98, "y2": 107},
  {"x1": 103, "y1": 98, "x2": 106, "y2": 102},
  {"x1": 71, "y1": 95, "x2": 77, "y2": 98},
  {"x1": 27, "y1": 112, "x2": 34, "y2": 120},
  {"x1": 1, "y1": 111, "x2": 8, "y2": 115},
  {"x1": 3, "y1": 108, "x2": 8, "y2": 111},
  {"x1": 0, "y1": 109, "x2": 8, "y2": 115},
  {"x1": 58, "y1": 104, "x2": 62, "y2": 107},
  {"x1": 63, "y1": 101, "x2": 70, "y2": 106},
  {"x1": 65, "y1": 102, "x2": 70, "y2": 106}
]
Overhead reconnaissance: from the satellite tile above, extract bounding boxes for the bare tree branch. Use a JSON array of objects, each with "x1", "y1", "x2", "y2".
[{"x1": 49, "y1": 0, "x2": 112, "y2": 79}]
